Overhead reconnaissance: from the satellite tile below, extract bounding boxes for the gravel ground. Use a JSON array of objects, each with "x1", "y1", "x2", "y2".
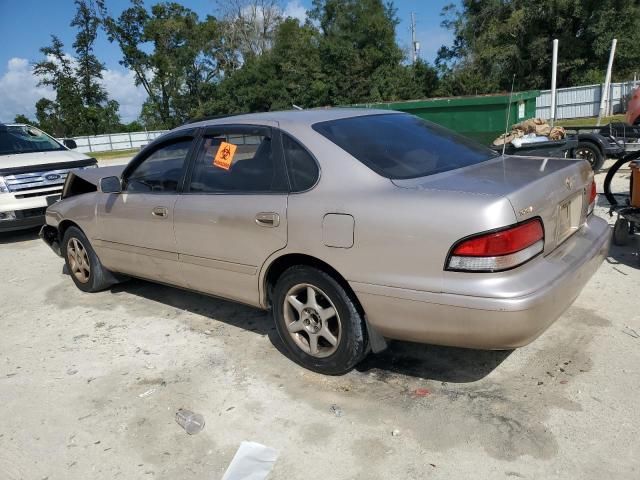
[{"x1": 0, "y1": 161, "x2": 638, "y2": 479}]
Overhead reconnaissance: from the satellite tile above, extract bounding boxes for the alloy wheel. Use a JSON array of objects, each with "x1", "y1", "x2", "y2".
[
  {"x1": 283, "y1": 283, "x2": 342, "y2": 358},
  {"x1": 67, "y1": 237, "x2": 91, "y2": 284}
]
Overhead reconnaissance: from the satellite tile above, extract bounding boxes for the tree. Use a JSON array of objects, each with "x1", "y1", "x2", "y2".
[
  {"x1": 71, "y1": 0, "x2": 107, "y2": 107},
  {"x1": 100, "y1": 1, "x2": 225, "y2": 128},
  {"x1": 436, "y1": 0, "x2": 640, "y2": 96},
  {"x1": 32, "y1": 1, "x2": 121, "y2": 136},
  {"x1": 13, "y1": 114, "x2": 37, "y2": 126},
  {"x1": 309, "y1": 0, "x2": 406, "y2": 104},
  {"x1": 216, "y1": 0, "x2": 284, "y2": 61},
  {"x1": 206, "y1": 18, "x2": 327, "y2": 113},
  {"x1": 33, "y1": 35, "x2": 85, "y2": 136},
  {"x1": 199, "y1": 1, "x2": 438, "y2": 116}
]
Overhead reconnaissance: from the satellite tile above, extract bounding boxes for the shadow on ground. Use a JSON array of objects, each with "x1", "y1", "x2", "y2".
[
  {"x1": 357, "y1": 341, "x2": 512, "y2": 383},
  {"x1": 103, "y1": 277, "x2": 511, "y2": 383},
  {"x1": 0, "y1": 227, "x2": 40, "y2": 244},
  {"x1": 110, "y1": 278, "x2": 273, "y2": 336},
  {"x1": 606, "y1": 240, "x2": 639, "y2": 269}
]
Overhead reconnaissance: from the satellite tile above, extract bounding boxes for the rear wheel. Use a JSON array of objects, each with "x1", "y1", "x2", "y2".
[
  {"x1": 272, "y1": 266, "x2": 368, "y2": 375},
  {"x1": 573, "y1": 142, "x2": 604, "y2": 171},
  {"x1": 62, "y1": 226, "x2": 117, "y2": 292}
]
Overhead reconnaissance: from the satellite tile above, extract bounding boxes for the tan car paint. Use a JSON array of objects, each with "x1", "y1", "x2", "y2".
[{"x1": 44, "y1": 109, "x2": 611, "y2": 350}]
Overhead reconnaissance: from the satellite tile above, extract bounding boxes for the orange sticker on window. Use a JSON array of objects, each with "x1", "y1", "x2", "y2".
[{"x1": 213, "y1": 141, "x2": 237, "y2": 170}]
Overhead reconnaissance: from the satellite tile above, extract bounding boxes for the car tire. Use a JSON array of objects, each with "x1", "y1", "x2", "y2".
[
  {"x1": 613, "y1": 217, "x2": 630, "y2": 246},
  {"x1": 573, "y1": 142, "x2": 605, "y2": 171},
  {"x1": 272, "y1": 266, "x2": 368, "y2": 375},
  {"x1": 62, "y1": 226, "x2": 116, "y2": 292}
]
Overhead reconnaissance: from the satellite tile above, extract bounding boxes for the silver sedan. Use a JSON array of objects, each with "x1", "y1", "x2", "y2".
[{"x1": 41, "y1": 109, "x2": 610, "y2": 374}]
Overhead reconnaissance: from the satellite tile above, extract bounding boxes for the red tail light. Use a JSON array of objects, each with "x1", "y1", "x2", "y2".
[
  {"x1": 447, "y1": 218, "x2": 544, "y2": 272},
  {"x1": 588, "y1": 180, "x2": 597, "y2": 215}
]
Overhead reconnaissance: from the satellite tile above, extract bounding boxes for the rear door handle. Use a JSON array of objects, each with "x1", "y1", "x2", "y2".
[
  {"x1": 152, "y1": 206, "x2": 168, "y2": 218},
  {"x1": 255, "y1": 212, "x2": 280, "y2": 227}
]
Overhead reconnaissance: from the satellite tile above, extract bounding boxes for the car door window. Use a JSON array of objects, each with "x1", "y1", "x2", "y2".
[
  {"x1": 188, "y1": 133, "x2": 285, "y2": 193},
  {"x1": 282, "y1": 134, "x2": 319, "y2": 192},
  {"x1": 126, "y1": 139, "x2": 192, "y2": 193}
]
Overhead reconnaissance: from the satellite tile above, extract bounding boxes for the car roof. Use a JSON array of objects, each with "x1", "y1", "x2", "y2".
[{"x1": 175, "y1": 108, "x2": 401, "y2": 132}]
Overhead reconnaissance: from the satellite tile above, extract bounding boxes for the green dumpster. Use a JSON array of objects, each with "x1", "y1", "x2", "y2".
[{"x1": 353, "y1": 90, "x2": 540, "y2": 145}]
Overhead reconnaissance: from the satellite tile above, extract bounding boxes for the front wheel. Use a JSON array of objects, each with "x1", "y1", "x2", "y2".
[
  {"x1": 272, "y1": 266, "x2": 368, "y2": 375},
  {"x1": 62, "y1": 226, "x2": 117, "y2": 292},
  {"x1": 573, "y1": 142, "x2": 605, "y2": 171}
]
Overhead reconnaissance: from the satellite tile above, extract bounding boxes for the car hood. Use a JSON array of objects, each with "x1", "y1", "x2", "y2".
[
  {"x1": 72, "y1": 164, "x2": 126, "y2": 185},
  {"x1": 0, "y1": 149, "x2": 92, "y2": 170}
]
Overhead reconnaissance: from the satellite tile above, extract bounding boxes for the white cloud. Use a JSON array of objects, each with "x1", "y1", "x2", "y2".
[
  {"x1": 0, "y1": 58, "x2": 54, "y2": 123},
  {"x1": 283, "y1": 0, "x2": 306, "y2": 22},
  {"x1": 100, "y1": 68, "x2": 147, "y2": 123},
  {"x1": 0, "y1": 57, "x2": 147, "y2": 125}
]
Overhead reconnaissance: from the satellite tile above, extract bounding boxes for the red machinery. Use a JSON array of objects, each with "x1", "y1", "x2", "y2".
[{"x1": 626, "y1": 86, "x2": 640, "y2": 125}]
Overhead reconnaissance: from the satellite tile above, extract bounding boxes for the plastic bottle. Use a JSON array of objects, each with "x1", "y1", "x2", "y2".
[{"x1": 175, "y1": 409, "x2": 205, "y2": 435}]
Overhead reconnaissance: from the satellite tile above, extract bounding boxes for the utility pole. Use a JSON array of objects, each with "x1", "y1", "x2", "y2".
[
  {"x1": 550, "y1": 39, "x2": 558, "y2": 127},
  {"x1": 597, "y1": 38, "x2": 617, "y2": 126},
  {"x1": 410, "y1": 12, "x2": 419, "y2": 64}
]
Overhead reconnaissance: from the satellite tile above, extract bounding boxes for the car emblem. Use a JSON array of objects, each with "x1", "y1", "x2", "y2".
[
  {"x1": 518, "y1": 205, "x2": 534, "y2": 217},
  {"x1": 45, "y1": 173, "x2": 61, "y2": 181},
  {"x1": 565, "y1": 177, "x2": 573, "y2": 190}
]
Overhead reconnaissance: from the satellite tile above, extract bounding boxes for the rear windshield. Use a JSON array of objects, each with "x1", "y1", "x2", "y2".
[
  {"x1": 0, "y1": 125, "x2": 65, "y2": 156},
  {"x1": 312, "y1": 113, "x2": 498, "y2": 179}
]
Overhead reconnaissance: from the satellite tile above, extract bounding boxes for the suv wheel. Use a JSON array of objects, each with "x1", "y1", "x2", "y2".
[
  {"x1": 62, "y1": 226, "x2": 116, "y2": 292},
  {"x1": 272, "y1": 266, "x2": 368, "y2": 375}
]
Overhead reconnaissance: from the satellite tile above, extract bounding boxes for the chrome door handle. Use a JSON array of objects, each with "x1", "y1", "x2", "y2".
[
  {"x1": 255, "y1": 212, "x2": 280, "y2": 227},
  {"x1": 152, "y1": 206, "x2": 168, "y2": 218}
]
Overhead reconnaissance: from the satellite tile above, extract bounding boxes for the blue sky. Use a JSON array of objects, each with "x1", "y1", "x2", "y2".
[{"x1": 0, "y1": 0, "x2": 458, "y2": 122}]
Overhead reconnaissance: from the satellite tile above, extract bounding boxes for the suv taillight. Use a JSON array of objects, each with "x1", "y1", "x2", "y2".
[
  {"x1": 446, "y1": 218, "x2": 544, "y2": 272},
  {"x1": 588, "y1": 180, "x2": 597, "y2": 215}
]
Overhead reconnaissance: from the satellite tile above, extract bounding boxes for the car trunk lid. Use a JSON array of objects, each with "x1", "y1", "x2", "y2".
[{"x1": 392, "y1": 155, "x2": 593, "y2": 254}]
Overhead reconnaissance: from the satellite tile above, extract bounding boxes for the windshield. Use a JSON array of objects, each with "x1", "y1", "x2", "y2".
[
  {"x1": 0, "y1": 125, "x2": 66, "y2": 156},
  {"x1": 312, "y1": 113, "x2": 499, "y2": 179}
]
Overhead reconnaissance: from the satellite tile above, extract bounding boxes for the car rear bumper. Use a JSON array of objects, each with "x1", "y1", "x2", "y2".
[{"x1": 352, "y1": 215, "x2": 611, "y2": 349}]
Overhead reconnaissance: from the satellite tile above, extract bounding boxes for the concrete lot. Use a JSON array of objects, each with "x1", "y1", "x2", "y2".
[{"x1": 1, "y1": 164, "x2": 638, "y2": 479}]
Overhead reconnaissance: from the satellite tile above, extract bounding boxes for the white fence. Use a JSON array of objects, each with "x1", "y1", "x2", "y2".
[
  {"x1": 59, "y1": 130, "x2": 168, "y2": 154},
  {"x1": 536, "y1": 80, "x2": 638, "y2": 120}
]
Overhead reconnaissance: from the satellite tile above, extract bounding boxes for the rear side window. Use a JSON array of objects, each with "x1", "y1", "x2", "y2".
[
  {"x1": 188, "y1": 133, "x2": 285, "y2": 193},
  {"x1": 282, "y1": 134, "x2": 319, "y2": 192},
  {"x1": 312, "y1": 113, "x2": 498, "y2": 179}
]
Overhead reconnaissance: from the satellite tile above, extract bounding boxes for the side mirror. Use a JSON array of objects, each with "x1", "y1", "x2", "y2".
[
  {"x1": 63, "y1": 138, "x2": 77, "y2": 149},
  {"x1": 99, "y1": 176, "x2": 122, "y2": 194}
]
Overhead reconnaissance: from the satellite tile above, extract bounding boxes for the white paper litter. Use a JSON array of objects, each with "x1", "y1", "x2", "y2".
[{"x1": 221, "y1": 441, "x2": 279, "y2": 480}]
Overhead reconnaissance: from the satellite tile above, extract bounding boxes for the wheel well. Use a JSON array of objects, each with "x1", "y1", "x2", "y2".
[
  {"x1": 57, "y1": 220, "x2": 81, "y2": 241},
  {"x1": 575, "y1": 138, "x2": 603, "y2": 154},
  {"x1": 264, "y1": 254, "x2": 362, "y2": 312}
]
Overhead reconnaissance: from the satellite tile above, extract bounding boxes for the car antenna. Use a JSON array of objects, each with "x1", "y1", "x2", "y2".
[{"x1": 502, "y1": 74, "x2": 516, "y2": 156}]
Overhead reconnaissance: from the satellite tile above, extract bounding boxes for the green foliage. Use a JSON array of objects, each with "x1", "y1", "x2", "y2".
[
  {"x1": 33, "y1": 1, "x2": 121, "y2": 136},
  {"x1": 100, "y1": 1, "x2": 224, "y2": 129},
  {"x1": 13, "y1": 114, "x2": 37, "y2": 125},
  {"x1": 26, "y1": 0, "x2": 640, "y2": 134},
  {"x1": 96, "y1": 0, "x2": 439, "y2": 125},
  {"x1": 199, "y1": 2, "x2": 439, "y2": 116},
  {"x1": 436, "y1": 0, "x2": 640, "y2": 95}
]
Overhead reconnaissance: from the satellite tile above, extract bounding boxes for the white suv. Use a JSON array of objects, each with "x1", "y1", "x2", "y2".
[{"x1": 0, "y1": 123, "x2": 97, "y2": 232}]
